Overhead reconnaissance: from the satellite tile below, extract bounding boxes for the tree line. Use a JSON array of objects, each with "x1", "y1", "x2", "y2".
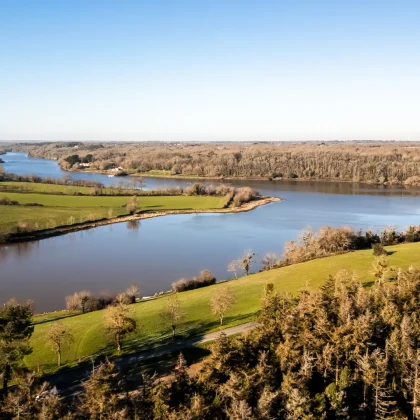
[
  {"x1": 11, "y1": 141, "x2": 420, "y2": 185},
  {"x1": 252, "y1": 225, "x2": 420, "y2": 273}
]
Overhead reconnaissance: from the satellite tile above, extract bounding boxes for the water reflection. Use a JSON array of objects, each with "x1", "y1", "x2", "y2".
[{"x1": 126, "y1": 220, "x2": 141, "y2": 231}]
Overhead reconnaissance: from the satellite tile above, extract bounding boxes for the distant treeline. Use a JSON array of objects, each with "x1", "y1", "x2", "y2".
[{"x1": 11, "y1": 141, "x2": 420, "y2": 185}]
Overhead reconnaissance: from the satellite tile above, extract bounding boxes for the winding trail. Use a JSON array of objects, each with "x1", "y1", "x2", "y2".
[{"x1": 44, "y1": 321, "x2": 258, "y2": 397}]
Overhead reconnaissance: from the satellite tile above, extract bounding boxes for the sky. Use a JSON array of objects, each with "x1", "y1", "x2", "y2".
[{"x1": 0, "y1": 0, "x2": 419, "y2": 142}]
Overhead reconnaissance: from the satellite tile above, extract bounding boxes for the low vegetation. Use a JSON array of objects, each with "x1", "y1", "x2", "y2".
[{"x1": 172, "y1": 270, "x2": 216, "y2": 292}]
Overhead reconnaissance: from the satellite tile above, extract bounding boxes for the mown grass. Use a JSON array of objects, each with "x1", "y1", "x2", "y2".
[
  {"x1": 25, "y1": 242, "x2": 420, "y2": 375},
  {"x1": 0, "y1": 182, "x2": 94, "y2": 195},
  {"x1": 0, "y1": 181, "x2": 142, "y2": 196},
  {"x1": 32, "y1": 310, "x2": 81, "y2": 325},
  {"x1": 0, "y1": 191, "x2": 225, "y2": 235}
]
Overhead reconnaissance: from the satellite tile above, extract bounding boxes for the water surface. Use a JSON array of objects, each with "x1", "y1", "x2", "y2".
[{"x1": 1, "y1": 152, "x2": 420, "y2": 312}]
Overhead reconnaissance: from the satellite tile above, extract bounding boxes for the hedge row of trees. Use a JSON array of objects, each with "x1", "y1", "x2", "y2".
[
  {"x1": 12, "y1": 141, "x2": 420, "y2": 185},
  {"x1": 0, "y1": 172, "x2": 103, "y2": 188},
  {"x1": 172, "y1": 270, "x2": 216, "y2": 292},
  {"x1": 255, "y1": 225, "x2": 420, "y2": 272},
  {"x1": 3, "y1": 261, "x2": 420, "y2": 418}
]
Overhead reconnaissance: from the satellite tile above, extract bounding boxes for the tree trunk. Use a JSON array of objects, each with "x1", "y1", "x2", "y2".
[
  {"x1": 335, "y1": 359, "x2": 339, "y2": 386},
  {"x1": 116, "y1": 333, "x2": 121, "y2": 354},
  {"x1": 58, "y1": 351, "x2": 61, "y2": 367},
  {"x1": 172, "y1": 325, "x2": 176, "y2": 339},
  {"x1": 220, "y1": 313, "x2": 224, "y2": 325},
  {"x1": 2, "y1": 364, "x2": 10, "y2": 396}
]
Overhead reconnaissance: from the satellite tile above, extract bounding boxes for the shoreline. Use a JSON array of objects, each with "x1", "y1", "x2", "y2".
[
  {"x1": 60, "y1": 166, "x2": 416, "y2": 188},
  {"x1": 3, "y1": 196, "x2": 280, "y2": 244},
  {"x1": 5, "y1": 152, "x2": 419, "y2": 188}
]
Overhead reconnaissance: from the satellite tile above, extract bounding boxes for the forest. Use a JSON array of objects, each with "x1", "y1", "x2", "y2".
[{"x1": 9, "y1": 141, "x2": 420, "y2": 185}]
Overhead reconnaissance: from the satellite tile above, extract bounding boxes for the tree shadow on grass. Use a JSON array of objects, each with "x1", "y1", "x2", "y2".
[
  {"x1": 40, "y1": 312, "x2": 257, "y2": 397},
  {"x1": 122, "y1": 346, "x2": 212, "y2": 390},
  {"x1": 119, "y1": 312, "x2": 256, "y2": 361}
]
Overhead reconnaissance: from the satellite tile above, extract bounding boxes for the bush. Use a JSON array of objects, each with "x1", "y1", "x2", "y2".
[
  {"x1": 0, "y1": 197, "x2": 19, "y2": 206},
  {"x1": 65, "y1": 291, "x2": 115, "y2": 313},
  {"x1": 126, "y1": 196, "x2": 138, "y2": 214},
  {"x1": 172, "y1": 270, "x2": 216, "y2": 292},
  {"x1": 232, "y1": 187, "x2": 258, "y2": 207},
  {"x1": 372, "y1": 243, "x2": 388, "y2": 256},
  {"x1": 184, "y1": 183, "x2": 207, "y2": 196}
]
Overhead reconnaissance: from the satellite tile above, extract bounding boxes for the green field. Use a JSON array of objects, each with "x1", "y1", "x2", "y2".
[
  {"x1": 0, "y1": 186, "x2": 225, "y2": 235},
  {"x1": 0, "y1": 181, "x2": 144, "y2": 196},
  {"x1": 25, "y1": 242, "x2": 420, "y2": 374},
  {"x1": 0, "y1": 181, "x2": 95, "y2": 195}
]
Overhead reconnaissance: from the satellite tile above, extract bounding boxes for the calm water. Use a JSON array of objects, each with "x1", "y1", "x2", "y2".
[{"x1": 1, "y1": 152, "x2": 420, "y2": 312}]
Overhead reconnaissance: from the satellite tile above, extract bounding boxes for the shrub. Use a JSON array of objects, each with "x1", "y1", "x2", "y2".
[
  {"x1": 184, "y1": 183, "x2": 207, "y2": 196},
  {"x1": 232, "y1": 187, "x2": 258, "y2": 207},
  {"x1": 172, "y1": 270, "x2": 216, "y2": 292},
  {"x1": 126, "y1": 196, "x2": 138, "y2": 214},
  {"x1": 0, "y1": 197, "x2": 19, "y2": 206},
  {"x1": 372, "y1": 243, "x2": 388, "y2": 256},
  {"x1": 16, "y1": 221, "x2": 33, "y2": 234}
]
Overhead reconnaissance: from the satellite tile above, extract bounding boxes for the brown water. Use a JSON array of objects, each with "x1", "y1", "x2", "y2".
[{"x1": 2, "y1": 153, "x2": 420, "y2": 312}]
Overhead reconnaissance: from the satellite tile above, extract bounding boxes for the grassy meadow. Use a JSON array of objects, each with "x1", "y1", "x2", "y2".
[
  {"x1": 0, "y1": 182, "x2": 225, "y2": 236},
  {"x1": 26, "y1": 242, "x2": 420, "y2": 375}
]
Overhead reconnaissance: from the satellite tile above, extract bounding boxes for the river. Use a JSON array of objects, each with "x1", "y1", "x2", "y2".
[{"x1": 1, "y1": 152, "x2": 420, "y2": 312}]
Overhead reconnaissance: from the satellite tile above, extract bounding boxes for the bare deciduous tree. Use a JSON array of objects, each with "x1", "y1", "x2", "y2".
[
  {"x1": 125, "y1": 284, "x2": 140, "y2": 304},
  {"x1": 136, "y1": 177, "x2": 146, "y2": 190},
  {"x1": 104, "y1": 301, "x2": 136, "y2": 353},
  {"x1": 126, "y1": 196, "x2": 138, "y2": 214},
  {"x1": 46, "y1": 323, "x2": 73, "y2": 367},
  {"x1": 240, "y1": 249, "x2": 255, "y2": 276},
  {"x1": 210, "y1": 285, "x2": 236, "y2": 325},
  {"x1": 160, "y1": 294, "x2": 183, "y2": 339},
  {"x1": 227, "y1": 260, "x2": 240, "y2": 279},
  {"x1": 261, "y1": 252, "x2": 279, "y2": 271}
]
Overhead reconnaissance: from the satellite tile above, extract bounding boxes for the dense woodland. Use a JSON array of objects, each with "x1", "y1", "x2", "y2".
[
  {"x1": 9, "y1": 141, "x2": 420, "y2": 185},
  {"x1": 2, "y1": 262, "x2": 420, "y2": 419}
]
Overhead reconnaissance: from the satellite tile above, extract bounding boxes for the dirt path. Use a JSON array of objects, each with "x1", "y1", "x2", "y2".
[{"x1": 43, "y1": 321, "x2": 258, "y2": 396}]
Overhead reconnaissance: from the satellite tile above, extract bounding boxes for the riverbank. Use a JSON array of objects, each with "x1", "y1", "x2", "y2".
[
  {"x1": 25, "y1": 242, "x2": 420, "y2": 376},
  {"x1": 58, "y1": 165, "x2": 420, "y2": 188},
  {"x1": 2, "y1": 195, "x2": 280, "y2": 244}
]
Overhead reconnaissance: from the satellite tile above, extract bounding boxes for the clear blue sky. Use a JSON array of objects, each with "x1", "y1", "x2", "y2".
[{"x1": 1, "y1": 0, "x2": 419, "y2": 141}]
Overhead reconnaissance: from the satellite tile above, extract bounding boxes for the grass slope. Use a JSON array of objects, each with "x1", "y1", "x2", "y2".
[
  {"x1": 0, "y1": 191, "x2": 224, "y2": 235},
  {"x1": 26, "y1": 242, "x2": 420, "y2": 374}
]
